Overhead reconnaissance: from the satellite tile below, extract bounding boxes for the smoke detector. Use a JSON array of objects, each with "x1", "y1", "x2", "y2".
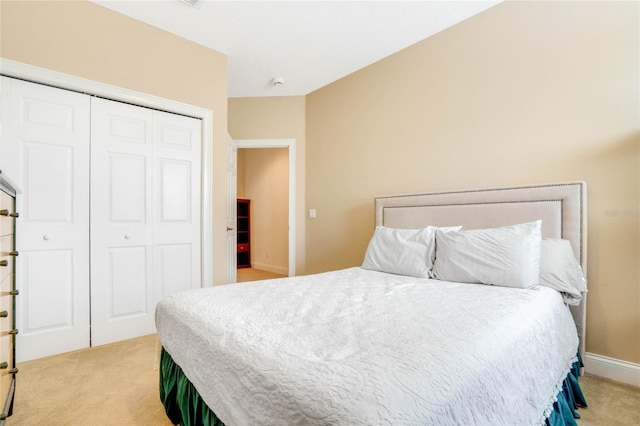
[{"x1": 272, "y1": 77, "x2": 285, "y2": 86}]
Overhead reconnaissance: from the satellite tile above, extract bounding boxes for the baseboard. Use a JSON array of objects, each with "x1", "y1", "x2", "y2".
[
  {"x1": 251, "y1": 261, "x2": 288, "y2": 276},
  {"x1": 584, "y1": 352, "x2": 640, "y2": 387}
]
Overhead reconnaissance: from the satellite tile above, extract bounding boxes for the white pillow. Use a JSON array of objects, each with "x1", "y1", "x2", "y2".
[
  {"x1": 432, "y1": 220, "x2": 542, "y2": 289},
  {"x1": 539, "y1": 238, "x2": 587, "y2": 305},
  {"x1": 361, "y1": 226, "x2": 439, "y2": 278}
]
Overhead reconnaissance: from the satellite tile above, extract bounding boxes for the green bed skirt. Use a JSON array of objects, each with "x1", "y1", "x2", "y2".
[
  {"x1": 160, "y1": 348, "x2": 224, "y2": 426},
  {"x1": 545, "y1": 352, "x2": 588, "y2": 426},
  {"x1": 159, "y1": 347, "x2": 587, "y2": 426}
]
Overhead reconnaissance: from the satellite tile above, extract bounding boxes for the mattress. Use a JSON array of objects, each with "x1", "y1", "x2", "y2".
[{"x1": 156, "y1": 267, "x2": 579, "y2": 426}]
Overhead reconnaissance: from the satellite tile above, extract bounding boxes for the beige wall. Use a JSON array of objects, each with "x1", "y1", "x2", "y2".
[
  {"x1": 306, "y1": 1, "x2": 639, "y2": 363},
  {"x1": 238, "y1": 148, "x2": 289, "y2": 274},
  {"x1": 237, "y1": 149, "x2": 247, "y2": 199},
  {"x1": 8, "y1": 0, "x2": 636, "y2": 367},
  {"x1": 1, "y1": 0, "x2": 230, "y2": 284},
  {"x1": 228, "y1": 96, "x2": 306, "y2": 274}
]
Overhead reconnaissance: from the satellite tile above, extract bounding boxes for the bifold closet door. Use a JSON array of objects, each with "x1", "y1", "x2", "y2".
[
  {"x1": 151, "y1": 109, "x2": 202, "y2": 307},
  {"x1": 1, "y1": 77, "x2": 202, "y2": 358},
  {"x1": 0, "y1": 77, "x2": 91, "y2": 362},
  {"x1": 90, "y1": 98, "x2": 201, "y2": 346}
]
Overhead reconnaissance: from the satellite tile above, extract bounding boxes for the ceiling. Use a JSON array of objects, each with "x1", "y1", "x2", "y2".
[{"x1": 91, "y1": 1, "x2": 500, "y2": 98}]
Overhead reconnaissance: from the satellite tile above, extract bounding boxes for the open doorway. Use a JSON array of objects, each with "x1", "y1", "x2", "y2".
[
  {"x1": 237, "y1": 147, "x2": 288, "y2": 280},
  {"x1": 229, "y1": 139, "x2": 296, "y2": 282}
]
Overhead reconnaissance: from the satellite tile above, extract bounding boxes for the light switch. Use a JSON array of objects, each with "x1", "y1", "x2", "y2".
[{"x1": 309, "y1": 208, "x2": 317, "y2": 219}]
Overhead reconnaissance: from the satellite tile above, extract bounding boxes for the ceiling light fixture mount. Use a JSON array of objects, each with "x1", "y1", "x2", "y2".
[
  {"x1": 272, "y1": 77, "x2": 285, "y2": 86},
  {"x1": 181, "y1": 0, "x2": 202, "y2": 8}
]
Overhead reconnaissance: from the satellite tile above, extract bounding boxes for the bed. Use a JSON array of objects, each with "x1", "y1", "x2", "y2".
[{"x1": 156, "y1": 182, "x2": 588, "y2": 426}]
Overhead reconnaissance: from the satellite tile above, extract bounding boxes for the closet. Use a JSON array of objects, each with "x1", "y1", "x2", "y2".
[{"x1": 0, "y1": 76, "x2": 202, "y2": 361}]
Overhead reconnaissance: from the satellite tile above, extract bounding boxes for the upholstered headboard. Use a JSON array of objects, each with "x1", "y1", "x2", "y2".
[{"x1": 375, "y1": 182, "x2": 587, "y2": 356}]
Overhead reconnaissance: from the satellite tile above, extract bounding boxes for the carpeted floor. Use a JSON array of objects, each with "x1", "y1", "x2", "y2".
[
  {"x1": 577, "y1": 372, "x2": 640, "y2": 425},
  {"x1": 9, "y1": 334, "x2": 171, "y2": 425},
  {"x1": 8, "y1": 333, "x2": 640, "y2": 425},
  {"x1": 237, "y1": 267, "x2": 286, "y2": 282}
]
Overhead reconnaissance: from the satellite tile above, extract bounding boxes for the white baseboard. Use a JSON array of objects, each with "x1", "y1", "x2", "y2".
[
  {"x1": 584, "y1": 352, "x2": 640, "y2": 387},
  {"x1": 251, "y1": 261, "x2": 288, "y2": 276}
]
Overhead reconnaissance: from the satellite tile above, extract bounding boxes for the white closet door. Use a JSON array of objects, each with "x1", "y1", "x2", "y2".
[
  {"x1": 90, "y1": 98, "x2": 155, "y2": 345},
  {"x1": 1, "y1": 78, "x2": 202, "y2": 355},
  {"x1": 152, "y1": 110, "x2": 201, "y2": 301},
  {"x1": 90, "y1": 98, "x2": 201, "y2": 346},
  {"x1": 0, "y1": 77, "x2": 91, "y2": 362}
]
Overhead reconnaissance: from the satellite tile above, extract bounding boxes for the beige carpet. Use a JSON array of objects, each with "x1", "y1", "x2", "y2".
[
  {"x1": 9, "y1": 334, "x2": 171, "y2": 426},
  {"x1": 8, "y1": 335, "x2": 640, "y2": 425},
  {"x1": 578, "y1": 373, "x2": 640, "y2": 425},
  {"x1": 237, "y1": 267, "x2": 286, "y2": 282}
]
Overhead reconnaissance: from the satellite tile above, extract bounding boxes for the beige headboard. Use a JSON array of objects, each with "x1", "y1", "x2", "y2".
[{"x1": 375, "y1": 182, "x2": 587, "y2": 356}]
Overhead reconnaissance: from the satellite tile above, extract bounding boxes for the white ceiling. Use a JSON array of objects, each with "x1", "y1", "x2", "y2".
[{"x1": 91, "y1": 1, "x2": 500, "y2": 98}]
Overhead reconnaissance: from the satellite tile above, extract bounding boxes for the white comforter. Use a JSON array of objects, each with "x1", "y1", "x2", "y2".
[{"x1": 156, "y1": 267, "x2": 578, "y2": 426}]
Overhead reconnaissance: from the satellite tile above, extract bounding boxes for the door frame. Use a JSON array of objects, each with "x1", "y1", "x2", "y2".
[
  {"x1": 0, "y1": 58, "x2": 214, "y2": 287},
  {"x1": 233, "y1": 138, "x2": 296, "y2": 278}
]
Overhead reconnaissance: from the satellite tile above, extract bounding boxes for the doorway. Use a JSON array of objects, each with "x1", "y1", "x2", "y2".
[{"x1": 230, "y1": 139, "x2": 296, "y2": 281}]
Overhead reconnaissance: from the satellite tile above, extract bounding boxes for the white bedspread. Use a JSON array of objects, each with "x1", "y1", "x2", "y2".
[{"x1": 156, "y1": 267, "x2": 578, "y2": 426}]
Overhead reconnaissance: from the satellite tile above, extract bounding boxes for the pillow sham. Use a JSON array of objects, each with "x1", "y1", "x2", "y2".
[
  {"x1": 432, "y1": 220, "x2": 542, "y2": 289},
  {"x1": 539, "y1": 238, "x2": 587, "y2": 305},
  {"x1": 362, "y1": 225, "x2": 459, "y2": 278}
]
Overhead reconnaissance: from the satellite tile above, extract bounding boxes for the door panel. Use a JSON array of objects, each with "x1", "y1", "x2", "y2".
[
  {"x1": 157, "y1": 122, "x2": 193, "y2": 150},
  {"x1": 108, "y1": 246, "x2": 148, "y2": 318},
  {"x1": 109, "y1": 115, "x2": 148, "y2": 142},
  {"x1": 159, "y1": 243, "x2": 193, "y2": 296},
  {"x1": 109, "y1": 153, "x2": 148, "y2": 222},
  {"x1": 159, "y1": 159, "x2": 191, "y2": 222},
  {"x1": 91, "y1": 98, "x2": 154, "y2": 346},
  {"x1": 226, "y1": 135, "x2": 237, "y2": 283},
  {"x1": 152, "y1": 110, "x2": 201, "y2": 302},
  {"x1": 0, "y1": 76, "x2": 91, "y2": 362},
  {"x1": 23, "y1": 142, "x2": 73, "y2": 222},
  {"x1": 21, "y1": 96, "x2": 74, "y2": 130},
  {"x1": 22, "y1": 250, "x2": 74, "y2": 332},
  {"x1": 92, "y1": 99, "x2": 201, "y2": 346}
]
